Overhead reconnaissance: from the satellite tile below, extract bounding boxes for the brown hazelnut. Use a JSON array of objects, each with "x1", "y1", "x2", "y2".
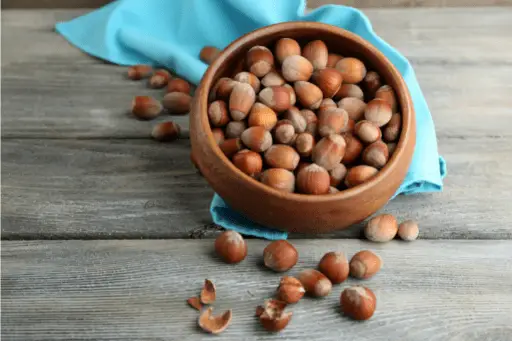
[
  {"x1": 344, "y1": 165, "x2": 378, "y2": 188},
  {"x1": 338, "y1": 97, "x2": 367, "y2": 121},
  {"x1": 166, "y1": 78, "x2": 191, "y2": 94},
  {"x1": 234, "y1": 71, "x2": 261, "y2": 93},
  {"x1": 214, "y1": 230, "x2": 248, "y2": 264},
  {"x1": 341, "y1": 133, "x2": 363, "y2": 165},
  {"x1": 312, "y1": 134, "x2": 347, "y2": 171},
  {"x1": 276, "y1": 276, "x2": 305, "y2": 304},
  {"x1": 383, "y1": 113, "x2": 401, "y2": 142},
  {"x1": 210, "y1": 77, "x2": 237, "y2": 102},
  {"x1": 354, "y1": 120, "x2": 382, "y2": 144},
  {"x1": 362, "y1": 140, "x2": 389, "y2": 169},
  {"x1": 283, "y1": 107, "x2": 307, "y2": 133},
  {"x1": 131, "y1": 95, "x2": 163, "y2": 120},
  {"x1": 246, "y1": 45, "x2": 274, "y2": 77},
  {"x1": 260, "y1": 168, "x2": 295, "y2": 193},
  {"x1": 296, "y1": 163, "x2": 330, "y2": 195},
  {"x1": 151, "y1": 121, "x2": 181, "y2": 142},
  {"x1": 334, "y1": 84, "x2": 364, "y2": 101},
  {"x1": 208, "y1": 100, "x2": 230, "y2": 127},
  {"x1": 241, "y1": 126, "x2": 273, "y2": 152},
  {"x1": 233, "y1": 149, "x2": 263, "y2": 177},
  {"x1": 300, "y1": 109, "x2": 318, "y2": 135},
  {"x1": 264, "y1": 145, "x2": 300, "y2": 171},
  {"x1": 261, "y1": 70, "x2": 286, "y2": 87},
  {"x1": 187, "y1": 296, "x2": 203, "y2": 311},
  {"x1": 329, "y1": 163, "x2": 347, "y2": 187},
  {"x1": 349, "y1": 250, "x2": 382, "y2": 279},
  {"x1": 335, "y1": 57, "x2": 367, "y2": 84},
  {"x1": 283, "y1": 84, "x2": 297, "y2": 106},
  {"x1": 364, "y1": 98, "x2": 392, "y2": 127},
  {"x1": 318, "y1": 108, "x2": 349, "y2": 137},
  {"x1": 127, "y1": 64, "x2": 152, "y2": 80},
  {"x1": 229, "y1": 82, "x2": 256, "y2": 121},
  {"x1": 200, "y1": 46, "x2": 221, "y2": 65},
  {"x1": 219, "y1": 138, "x2": 243, "y2": 158},
  {"x1": 148, "y1": 69, "x2": 171, "y2": 89},
  {"x1": 258, "y1": 299, "x2": 293, "y2": 332},
  {"x1": 326, "y1": 53, "x2": 343, "y2": 68},
  {"x1": 259, "y1": 86, "x2": 292, "y2": 112},
  {"x1": 298, "y1": 269, "x2": 332, "y2": 297},
  {"x1": 318, "y1": 98, "x2": 337, "y2": 112},
  {"x1": 364, "y1": 214, "x2": 398, "y2": 242},
  {"x1": 281, "y1": 55, "x2": 314, "y2": 82},
  {"x1": 302, "y1": 40, "x2": 328, "y2": 70},
  {"x1": 274, "y1": 120, "x2": 296, "y2": 145},
  {"x1": 294, "y1": 81, "x2": 323, "y2": 110},
  {"x1": 275, "y1": 38, "x2": 301, "y2": 64},
  {"x1": 340, "y1": 286, "x2": 376, "y2": 321},
  {"x1": 362, "y1": 71, "x2": 382, "y2": 98},
  {"x1": 198, "y1": 307, "x2": 232, "y2": 334},
  {"x1": 248, "y1": 103, "x2": 278, "y2": 131},
  {"x1": 162, "y1": 92, "x2": 191, "y2": 115},
  {"x1": 296, "y1": 161, "x2": 312, "y2": 174},
  {"x1": 225, "y1": 121, "x2": 247, "y2": 139},
  {"x1": 211, "y1": 128, "x2": 225, "y2": 145},
  {"x1": 312, "y1": 68, "x2": 343, "y2": 98},
  {"x1": 398, "y1": 220, "x2": 419, "y2": 241},
  {"x1": 263, "y1": 240, "x2": 298, "y2": 272},
  {"x1": 294, "y1": 132, "x2": 315, "y2": 157},
  {"x1": 318, "y1": 251, "x2": 349, "y2": 284},
  {"x1": 375, "y1": 85, "x2": 398, "y2": 112}
]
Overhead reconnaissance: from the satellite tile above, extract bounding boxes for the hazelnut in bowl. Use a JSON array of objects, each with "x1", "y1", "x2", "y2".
[{"x1": 190, "y1": 22, "x2": 415, "y2": 234}]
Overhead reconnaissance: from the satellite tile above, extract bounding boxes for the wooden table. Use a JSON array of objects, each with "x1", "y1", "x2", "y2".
[{"x1": 2, "y1": 8, "x2": 512, "y2": 341}]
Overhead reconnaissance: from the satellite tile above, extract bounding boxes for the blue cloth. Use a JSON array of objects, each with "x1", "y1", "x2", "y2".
[{"x1": 56, "y1": 0, "x2": 446, "y2": 240}]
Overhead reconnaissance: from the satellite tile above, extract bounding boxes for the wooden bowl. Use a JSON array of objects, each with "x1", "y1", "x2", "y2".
[{"x1": 190, "y1": 22, "x2": 415, "y2": 234}]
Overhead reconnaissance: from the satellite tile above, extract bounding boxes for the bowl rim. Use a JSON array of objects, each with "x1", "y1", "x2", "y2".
[{"x1": 195, "y1": 21, "x2": 414, "y2": 203}]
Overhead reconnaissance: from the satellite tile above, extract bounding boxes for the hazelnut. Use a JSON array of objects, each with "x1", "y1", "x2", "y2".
[
  {"x1": 283, "y1": 84, "x2": 297, "y2": 106},
  {"x1": 276, "y1": 276, "x2": 305, "y2": 304},
  {"x1": 234, "y1": 71, "x2": 261, "y2": 93},
  {"x1": 260, "y1": 168, "x2": 295, "y2": 193},
  {"x1": 233, "y1": 149, "x2": 263, "y2": 177},
  {"x1": 214, "y1": 230, "x2": 248, "y2": 264},
  {"x1": 261, "y1": 70, "x2": 286, "y2": 87},
  {"x1": 383, "y1": 113, "x2": 401, "y2": 142},
  {"x1": 329, "y1": 186, "x2": 340, "y2": 194},
  {"x1": 274, "y1": 120, "x2": 296, "y2": 145},
  {"x1": 127, "y1": 64, "x2": 153, "y2": 80},
  {"x1": 344, "y1": 165, "x2": 378, "y2": 188},
  {"x1": 329, "y1": 163, "x2": 347, "y2": 187},
  {"x1": 210, "y1": 77, "x2": 237, "y2": 102},
  {"x1": 326, "y1": 53, "x2": 343, "y2": 68},
  {"x1": 312, "y1": 68, "x2": 343, "y2": 98},
  {"x1": 246, "y1": 46, "x2": 274, "y2": 77},
  {"x1": 302, "y1": 40, "x2": 328, "y2": 70},
  {"x1": 283, "y1": 107, "x2": 307, "y2": 133},
  {"x1": 162, "y1": 92, "x2": 191, "y2": 115},
  {"x1": 148, "y1": 69, "x2": 171, "y2": 89},
  {"x1": 200, "y1": 279, "x2": 216, "y2": 304},
  {"x1": 364, "y1": 214, "x2": 398, "y2": 242},
  {"x1": 312, "y1": 134, "x2": 347, "y2": 171},
  {"x1": 341, "y1": 133, "x2": 364, "y2": 165},
  {"x1": 354, "y1": 120, "x2": 382, "y2": 144},
  {"x1": 198, "y1": 307, "x2": 232, "y2": 334},
  {"x1": 259, "y1": 86, "x2": 292, "y2": 112},
  {"x1": 281, "y1": 55, "x2": 314, "y2": 82},
  {"x1": 349, "y1": 250, "x2": 382, "y2": 279},
  {"x1": 294, "y1": 81, "x2": 323, "y2": 110},
  {"x1": 334, "y1": 84, "x2": 364, "y2": 101},
  {"x1": 318, "y1": 98, "x2": 338, "y2": 112},
  {"x1": 241, "y1": 126, "x2": 273, "y2": 152},
  {"x1": 387, "y1": 142, "x2": 397, "y2": 155},
  {"x1": 346, "y1": 119, "x2": 356, "y2": 133},
  {"x1": 318, "y1": 251, "x2": 349, "y2": 284},
  {"x1": 398, "y1": 220, "x2": 419, "y2": 241},
  {"x1": 365, "y1": 98, "x2": 393, "y2": 127},
  {"x1": 211, "y1": 128, "x2": 225, "y2": 145},
  {"x1": 338, "y1": 97, "x2": 367, "y2": 121},
  {"x1": 187, "y1": 296, "x2": 203, "y2": 311},
  {"x1": 362, "y1": 140, "x2": 389, "y2": 169},
  {"x1": 318, "y1": 108, "x2": 349, "y2": 137},
  {"x1": 296, "y1": 161, "x2": 312, "y2": 174},
  {"x1": 300, "y1": 109, "x2": 318, "y2": 135},
  {"x1": 264, "y1": 145, "x2": 300, "y2": 171},
  {"x1": 263, "y1": 240, "x2": 298, "y2": 272},
  {"x1": 219, "y1": 138, "x2": 243, "y2": 158},
  {"x1": 200, "y1": 46, "x2": 221, "y2": 65},
  {"x1": 167, "y1": 78, "x2": 191, "y2": 94},
  {"x1": 225, "y1": 121, "x2": 247, "y2": 139},
  {"x1": 208, "y1": 100, "x2": 230, "y2": 127},
  {"x1": 294, "y1": 132, "x2": 315, "y2": 157},
  {"x1": 275, "y1": 38, "x2": 301, "y2": 64},
  {"x1": 229, "y1": 82, "x2": 256, "y2": 121},
  {"x1": 298, "y1": 269, "x2": 332, "y2": 297},
  {"x1": 340, "y1": 286, "x2": 376, "y2": 321},
  {"x1": 362, "y1": 71, "x2": 382, "y2": 98},
  {"x1": 258, "y1": 299, "x2": 293, "y2": 332},
  {"x1": 296, "y1": 163, "x2": 330, "y2": 195},
  {"x1": 248, "y1": 103, "x2": 278, "y2": 131},
  {"x1": 335, "y1": 57, "x2": 367, "y2": 84},
  {"x1": 375, "y1": 85, "x2": 398, "y2": 112},
  {"x1": 151, "y1": 121, "x2": 181, "y2": 142},
  {"x1": 131, "y1": 95, "x2": 163, "y2": 120}
]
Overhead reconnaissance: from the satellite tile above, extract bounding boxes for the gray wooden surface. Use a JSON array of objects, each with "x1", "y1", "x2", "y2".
[{"x1": 3, "y1": 240, "x2": 512, "y2": 341}]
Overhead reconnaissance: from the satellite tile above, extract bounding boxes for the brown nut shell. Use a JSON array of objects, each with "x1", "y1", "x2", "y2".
[
  {"x1": 365, "y1": 98, "x2": 393, "y2": 127},
  {"x1": 312, "y1": 68, "x2": 343, "y2": 98},
  {"x1": 214, "y1": 230, "x2": 248, "y2": 264},
  {"x1": 151, "y1": 121, "x2": 181, "y2": 142},
  {"x1": 241, "y1": 126, "x2": 273, "y2": 152},
  {"x1": 354, "y1": 120, "x2": 382, "y2": 144},
  {"x1": 234, "y1": 71, "x2": 261, "y2": 93},
  {"x1": 312, "y1": 134, "x2": 347, "y2": 171},
  {"x1": 200, "y1": 46, "x2": 221, "y2": 65},
  {"x1": 263, "y1": 240, "x2": 298, "y2": 272},
  {"x1": 219, "y1": 138, "x2": 243, "y2": 158},
  {"x1": 258, "y1": 299, "x2": 293, "y2": 332},
  {"x1": 248, "y1": 103, "x2": 278, "y2": 131},
  {"x1": 127, "y1": 64, "x2": 153, "y2": 80},
  {"x1": 334, "y1": 84, "x2": 364, "y2": 101},
  {"x1": 383, "y1": 113, "x2": 401, "y2": 142},
  {"x1": 340, "y1": 286, "x2": 376, "y2": 321},
  {"x1": 276, "y1": 276, "x2": 306, "y2": 304},
  {"x1": 225, "y1": 121, "x2": 247, "y2": 139},
  {"x1": 246, "y1": 45, "x2": 274, "y2": 77},
  {"x1": 318, "y1": 251, "x2": 349, "y2": 284},
  {"x1": 162, "y1": 92, "x2": 191, "y2": 115},
  {"x1": 296, "y1": 163, "x2": 330, "y2": 195},
  {"x1": 335, "y1": 57, "x2": 367, "y2": 84},
  {"x1": 198, "y1": 307, "x2": 232, "y2": 334},
  {"x1": 329, "y1": 163, "x2": 347, "y2": 187},
  {"x1": 298, "y1": 269, "x2": 332, "y2": 297},
  {"x1": 260, "y1": 168, "x2": 295, "y2": 193},
  {"x1": 283, "y1": 107, "x2": 307, "y2": 133},
  {"x1": 364, "y1": 214, "x2": 398, "y2": 242},
  {"x1": 344, "y1": 165, "x2": 378, "y2": 188},
  {"x1": 264, "y1": 145, "x2": 300, "y2": 171},
  {"x1": 294, "y1": 81, "x2": 323, "y2": 110},
  {"x1": 349, "y1": 250, "x2": 382, "y2": 279},
  {"x1": 281, "y1": 55, "x2": 314, "y2": 82},
  {"x1": 208, "y1": 100, "x2": 230, "y2": 127},
  {"x1": 261, "y1": 70, "x2": 286, "y2": 87},
  {"x1": 167, "y1": 78, "x2": 191, "y2": 94},
  {"x1": 229, "y1": 82, "x2": 256, "y2": 121},
  {"x1": 259, "y1": 86, "x2": 292, "y2": 112},
  {"x1": 274, "y1": 120, "x2": 296, "y2": 145},
  {"x1": 375, "y1": 85, "x2": 398, "y2": 112},
  {"x1": 302, "y1": 40, "x2": 328, "y2": 70},
  {"x1": 338, "y1": 97, "x2": 367, "y2": 122},
  {"x1": 233, "y1": 149, "x2": 263, "y2": 177},
  {"x1": 294, "y1": 132, "x2": 315, "y2": 157},
  {"x1": 341, "y1": 133, "x2": 363, "y2": 165},
  {"x1": 362, "y1": 71, "x2": 382, "y2": 98},
  {"x1": 398, "y1": 220, "x2": 420, "y2": 241},
  {"x1": 326, "y1": 53, "x2": 343, "y2": 68},
  {"x1": 132, "y1": 96, "x2": 162, "y2": 120},
  {"x1": 318, "y1": 108, "x2": 349, "y2": 137},
  {"x1": 362, "y1": 140, "x2": 389, "y2": 169},
  {"x1": 275, "y1": 38, "x2": 301, "y2": 64}
]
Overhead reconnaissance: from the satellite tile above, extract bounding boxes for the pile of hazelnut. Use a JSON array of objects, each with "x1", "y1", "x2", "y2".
[
  {"x1": 206, "y1": 38, "x2": 401, "y2": 194},
  {"x1": 188, "y1": 214, "x2": 419, "y2": 334}
]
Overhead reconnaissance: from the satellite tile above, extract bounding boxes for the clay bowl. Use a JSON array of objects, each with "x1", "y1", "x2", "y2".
[{"x1": 190, "y1": 22, "x2": 415, "y2": 234}]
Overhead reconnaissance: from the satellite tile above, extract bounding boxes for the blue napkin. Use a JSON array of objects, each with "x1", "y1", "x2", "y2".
[{"x1": 55, "y1": 0, "x2": 446, "y2": 240}]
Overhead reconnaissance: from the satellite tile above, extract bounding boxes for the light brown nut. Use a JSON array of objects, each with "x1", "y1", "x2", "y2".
[
  {"x1": 362, "y1": 140, "x2": 389, "y2": 169},
  {"x1": 364, "y1": 214, "x2": 398, "y2": 242},
  {"x1": 276, "y1": 276, "x2": 305, "y2": 304},
  {"x1": 312, "y1": 134, "x2": 347, "y2": 171},
  {"x1": 233, "y1": 149, "x2": 263, "y2": 177},
  {"x1": 338, "y1": 97, "x2": 367, "y2": 122},
  {"x1": 296, "y1": 163, "x2": 330, "y2": 195},
  {"x1": 200, "y1": 279, "x2": 216, "y2": 304},
  {"x1": 241, "y1": 126, "x2": 273, "y2": 152},
  {"x1": 246, "y1": 46, "x2": 274, "y2": 77},
  {"x1": 398, "y1": 220, "x2": 419, "y2": 241},
  {"x1": 340, "y1": 286, "x2": 377, "y2": 321},
  {"x1": 383, "y1": 113, "x2": 401, "y2": 142},
  {"x1": 260, "y1": 168, "x2": 295, "y2": 193},
  {"x1": 326, "y1": 53, "x2": 343, "y2": 68},
  {"x1": 264, "y1": 145, "x2": 300, "y2": 171},
  {"x1": 294, "y1": 81, "x2": 323, "y2": 110},
  {"x1": 312, "y1": 68, "x2": 343, "y2": 98},
  {"x1": 302, "y1": 40, "x2": 328, "y2": 70},
  {"x1": 162, "y1": 92, "x2": 192, "y2": 115},
  {"x1": 210, "y1": 77, "x2": 237, "y2": 102},
  {"x1": 148, "y1": 69, "x2": 171, "y2": 89},
  {"x1": 362, "y1": 71, "x2": 382, "y2": 98},
  {"x1": 341, "y1": 133, "x2": 363, "y2": 165},
  {"x1": 354, "y1": 120, "x2": 382, "y2": 144},
  {"x1": 281, "y1": 55, "x2": 314, "y2": 82},
  {"x1": 300, "y1": 109, "x2": 318, "y2": 135},
  {"x1": 275, "y1": 38, "x2": 301, "y2": 64},
  {"x1": 329, "y1": 163, "x2": 347, "y2": 187},
  {"x1": 318, "y1": 108, "x2": 349, "y2": 137},
  {"x1": 283, "y1": 107, "x2": 307, "y2": 133},
  {"x1": 334, "y1": 84, "x2": 364, "y2": 101},
  {"x1": 219, "y1": 138, "x2": 243, "y2": 158},
  {"x1": 131, "y1": 96, "x2": 163, "y2": 120},
  {"x1": 248, "y1": 103, "x2": 278, "y2": 131},
  {"x1": 335, "y1": 57, "x2": 367, "y2": 84},
  {"x1": 234, "y1": 71, "x2": 261, "y2": 93},
  {"x1": 151, "y1": 121, "x2": 181, "y2": 142},
  {"x1": 261, "y1": 70, "x2": 286, "y2": 87},
  {"x1": 167, "y1": 78, "x2": 191, "y2": 94},
  {"x1": 225, "y1": 121, "x2": 247, "y2": 139},
  {"x1": 259, "y1": 86, "x2": 292, "y2": 112},
  {"x1": 298, "y1": 269, "x2": 332, "y2": 297},
  {"x1": 344, "y1": 165, "x2": 378, "y2": 188},
  {"x1": 375, "y1": 85, "x2": 398, "y2": 112},
  {"x1": 365, "y1": 99, "x2": 392, "y2": 127},
  {"x1": 208, "y1": 100, "x2": 230, "y2": 127},
  {"x1": 127, "y1": 64, "x2": 153, "y2": 80},
  {"x1": 263, "y1": 240, "x2": 298, "y2": 272},
  {"x1": 198, "y1": 307, "x2": 232, "y2": 334},
  {"x1": 229, "y1": 82, "x2": 256, "y2": 121},
  {"x1": 214, "y1": 230, "x2": 248, "y2": 264},
  {"x1": 318, "y1": 251, "x2": 349, "y2": 284},
  {"x1": 258, "y1": 299, "x2": 293, "y2": 332},
  {"x1": 294, "y1": 132, "x2": 315, "y2": 158},
  {"x1": 349, "y1": 250, "x2": 382, "y2": 279}
]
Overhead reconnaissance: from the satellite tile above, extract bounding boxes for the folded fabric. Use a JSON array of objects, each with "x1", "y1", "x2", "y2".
[{"x1": 55, "y1": 0, "x2": 446, "y2": 240}]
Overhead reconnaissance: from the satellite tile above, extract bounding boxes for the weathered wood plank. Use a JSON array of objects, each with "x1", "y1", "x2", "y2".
[
  {"x1": 2, "y1": 239, "x2": 512, "y2": 340},
  {"x1": 2, "y1": 138, "x2": 512, "y2": 239},
  {"x1": 2, "y1": 8, "x2": 512, "y2": 138}
]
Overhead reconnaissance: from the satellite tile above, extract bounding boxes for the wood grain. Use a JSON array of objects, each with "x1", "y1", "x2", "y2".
[
  {"x1": 2, "y1": 239, "x2": 512, "y2": 340},
  {"x1": 2, "y1": 138, "x2": 512, "y2": 240}
]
